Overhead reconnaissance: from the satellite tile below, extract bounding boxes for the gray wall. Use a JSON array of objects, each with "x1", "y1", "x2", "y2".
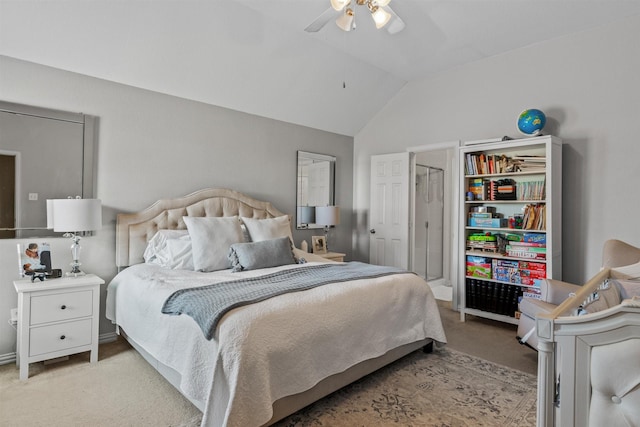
[
  {"x1": 0, "y1": 55, "x2": 353, "y2": 359},
  {"x1": 354, "y1": 14, "x2": 640, "y2": 287}
]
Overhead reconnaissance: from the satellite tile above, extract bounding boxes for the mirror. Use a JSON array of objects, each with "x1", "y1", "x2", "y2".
[
  {"x1": 296, "y1": 151, "x2": 336, "y2": 230},
  {"x1": 0, "y1": 101, "x2": 97, "y2": 238}
]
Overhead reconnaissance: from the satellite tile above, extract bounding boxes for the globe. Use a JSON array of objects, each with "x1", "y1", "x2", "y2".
[{"x1": 517, "y1": 109, "x2": 546, "y2": 135}]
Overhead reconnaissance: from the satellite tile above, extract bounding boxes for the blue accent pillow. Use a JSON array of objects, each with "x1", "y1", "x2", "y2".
[{"x1": 228, "y1": 237, "x2": 296, "y2": 272}]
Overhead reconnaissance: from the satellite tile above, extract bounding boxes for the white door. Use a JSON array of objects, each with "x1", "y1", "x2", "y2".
[{"x1": 369, "y1": 153, "x2": 411, "y2": 268}]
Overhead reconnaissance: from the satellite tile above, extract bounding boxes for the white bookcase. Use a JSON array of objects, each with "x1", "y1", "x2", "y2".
[{"x1": 458, "y1": 135, "x2": 562, "y2": 324}]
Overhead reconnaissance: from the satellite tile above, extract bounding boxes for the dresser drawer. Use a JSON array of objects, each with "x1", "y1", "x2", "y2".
[
  {"x1": 29, "y1": 318, "x2": 93, "y2": 357},
  {"x1": 30, "y1": 290, "x2": 93, "y2": 325}
]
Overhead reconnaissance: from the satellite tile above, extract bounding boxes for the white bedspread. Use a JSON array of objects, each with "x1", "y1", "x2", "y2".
[{"x1": 106, "y1": 261, "x2": 446, "y2": 427}]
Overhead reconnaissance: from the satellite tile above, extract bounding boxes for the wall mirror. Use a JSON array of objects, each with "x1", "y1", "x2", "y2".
[
  {"x1": 296, "y1": 151, "x2": 336, "y2": 230},
  {"x1": 0, "y1": 101, "x2": 97, "y2": 238}
]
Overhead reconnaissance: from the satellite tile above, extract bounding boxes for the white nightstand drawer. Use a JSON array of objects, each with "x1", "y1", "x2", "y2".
[
  {"x1": 29, "y1": 318, "x2": 93, "y2": 357},
  {"x1": 30, "y1": 290, "x2": 93, "y2": 325}
]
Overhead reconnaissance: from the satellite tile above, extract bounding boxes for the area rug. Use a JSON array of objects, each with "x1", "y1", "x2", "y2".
[{"x1": 274, "y1": 347, "x2": 537, "y2": 427}]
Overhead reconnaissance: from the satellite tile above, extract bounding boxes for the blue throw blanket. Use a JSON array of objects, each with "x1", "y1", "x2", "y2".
[{"x1": 161, "y1": 262, "x2": 411, "y2": 340}]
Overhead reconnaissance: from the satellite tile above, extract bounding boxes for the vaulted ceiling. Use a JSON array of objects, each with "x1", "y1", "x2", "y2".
[{"x1": 2, "y1": 1, "x2": 640, "y2": 136}]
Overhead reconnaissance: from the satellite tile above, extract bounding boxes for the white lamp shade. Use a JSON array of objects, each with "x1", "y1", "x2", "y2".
[
  {"x1": 372, "y1": 7, "x2": 391, "y2": 29},
  {"x1": 330, "y1": 0, "x2": 349, "y2": 11},
  {"x1": 47, "y1": 198, "x2": 102, "y2": 232},
  {"x1": 336, "y1": 11, "x2": 355, "y2": 31},
  {"x1": 298, "y1": 206, "x2": 316, "y2": 224},
  {"x1": 315, "y1": 206, "x2": 340, "y2": 226}
]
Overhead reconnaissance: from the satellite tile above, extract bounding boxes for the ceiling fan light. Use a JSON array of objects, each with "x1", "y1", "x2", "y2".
[
  {"x1": 330, "y1": 0, "x2": 349, "y2": 11},
  {"x1": 336, "y1": 8, "x2": 355, "y2": 31},
  {"x1": 372, "y1": 7, "x2": 391, "y2": 29}
]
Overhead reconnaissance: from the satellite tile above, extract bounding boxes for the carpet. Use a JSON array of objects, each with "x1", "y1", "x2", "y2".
[
  {"x1": 0, "y1": 342, "x2": 536, "y2": 427},
  {"x1": 274, "y1": 347, "x2": 537, "y2": 427}
]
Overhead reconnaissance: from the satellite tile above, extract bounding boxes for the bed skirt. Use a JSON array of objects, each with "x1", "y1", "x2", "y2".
[{"x1": 119, "y1": 327, "x2": 431, "y2": 425}]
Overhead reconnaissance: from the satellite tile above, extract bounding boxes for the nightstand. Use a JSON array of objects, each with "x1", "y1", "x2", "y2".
[
  {"x1": 13, "y1": 274, "x2": 104, "y2": 380},
  {"x1": 319, "y1": 252, "x2": 346, "y2": 262}
]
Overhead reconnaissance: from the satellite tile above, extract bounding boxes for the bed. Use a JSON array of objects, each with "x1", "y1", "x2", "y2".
[{"x1": 105, "y1": 188, "x2": 446, "y2": 426}]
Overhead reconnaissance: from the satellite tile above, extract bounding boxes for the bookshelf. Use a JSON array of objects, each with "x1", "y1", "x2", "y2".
[{"x1": 458, "y1": 135, "x2": 562, "y2": 324}]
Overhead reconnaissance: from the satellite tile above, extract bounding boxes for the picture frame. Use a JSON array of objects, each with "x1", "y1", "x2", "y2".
[
  {"x1": 17, "y1": 242, "x2": 53, "y2": 278},
  {"x1": 312, "y1": 235, "x2": 327, "y2": 254}
]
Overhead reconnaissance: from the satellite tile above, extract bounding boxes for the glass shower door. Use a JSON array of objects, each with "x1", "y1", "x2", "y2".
[{"x1": 415, "y1": 165, "x2": 444, "y2": 281}]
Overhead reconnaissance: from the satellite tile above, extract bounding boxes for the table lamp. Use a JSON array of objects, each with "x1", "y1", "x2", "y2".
[
  {"x1": 298, "y1": 206, "x2": 316, "y2": 227},
  {"x1": 47, "y1": 197, "x2": 102, "y2": 276},
  {"x1": 315, "y1": 205, "x2": 340, "y2": 251}
]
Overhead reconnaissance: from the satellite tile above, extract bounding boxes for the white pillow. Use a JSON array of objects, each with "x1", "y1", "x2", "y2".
[
  {"x1": 183, "y1": 216, "x2": 244, "y2": 272},
  {"x1": 241, "y1": 215, "x2": 293, "y2": 244},
  {"x1": 164, "y1": 238, "x2": 194, "y2": 270},
  {"x1": 143, "y1": 229, "x2": 190, "y2": 263}
]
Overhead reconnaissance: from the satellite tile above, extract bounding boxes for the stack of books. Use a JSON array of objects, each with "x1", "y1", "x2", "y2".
[
  {"x1": 511, "y1": 155, "x2": 546, "y2": 173},
  {"x1": 516, "y1": 180, "x2": 546, "y2": 200},
  {"x1": 521, "y1": 204, "x2": 546, "y2": 230}
]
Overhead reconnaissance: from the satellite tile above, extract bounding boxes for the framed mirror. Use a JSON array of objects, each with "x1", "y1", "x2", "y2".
[
  {"x1": 0, "y1": 101, "x2": 97, "y2": 238},
  {"x1": 296, "y1": 151, "x2": 336, "y2": 230}
]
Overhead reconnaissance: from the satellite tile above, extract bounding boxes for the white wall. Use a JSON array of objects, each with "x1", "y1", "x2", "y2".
[
  {"x1": 354, "y1": 15, "x2": 640, "y2": 286},
  {"x1": 0, "y1": 56, "x2": 353, "y2": 358}
]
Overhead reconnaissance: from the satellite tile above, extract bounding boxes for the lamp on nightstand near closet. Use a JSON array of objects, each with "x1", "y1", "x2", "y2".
[
  {"x1": 315, "y1": 205, "x2": 340, "y2": 251},
  {"x1": 298, "y1": 206, "x2": 316, "y2": 227},
  {"x1": 47, "y1": 197, "x2": 102, "y2": 277}
]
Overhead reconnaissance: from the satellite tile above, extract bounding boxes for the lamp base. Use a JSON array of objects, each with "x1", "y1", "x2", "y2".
[
  {"x1": 65, "y1": 270, "x2": 86, "y2": 278},
  {"x1": 324, "y1": 226, "x2": 331, "y2": 252},
  {"x1": 65, "y1": 234, "x2": 87, "y2": 277}
]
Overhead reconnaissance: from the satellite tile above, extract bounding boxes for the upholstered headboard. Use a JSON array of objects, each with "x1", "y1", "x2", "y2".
[{"x1": 115, "y1": 188, "x2": 286, "y2": 268}]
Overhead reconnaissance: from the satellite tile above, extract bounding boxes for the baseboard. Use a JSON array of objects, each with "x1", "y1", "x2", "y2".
[
  {"x1": 99, "y1": 331, "x2": 119, "y2": 343},
  {"x1": 0, "y1": 332, "x2": 119, "y2": 366},
  {"x1": 0, "y1": 352, "x2": 16, "y2": 366}
]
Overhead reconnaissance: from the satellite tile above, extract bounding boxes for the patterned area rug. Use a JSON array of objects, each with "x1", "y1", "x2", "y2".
[{"x1": 274, "y1": 347, "x2": 537, "y2": 427}]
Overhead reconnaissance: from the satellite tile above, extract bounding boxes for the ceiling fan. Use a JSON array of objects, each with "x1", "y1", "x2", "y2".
[{"x1": 305, "y1": 0, "x2": 405, "y2": 34}]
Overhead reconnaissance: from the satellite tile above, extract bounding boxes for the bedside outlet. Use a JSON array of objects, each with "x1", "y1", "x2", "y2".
[
  {"x1": 10, "y1": 308, "x2": 18, "y2": 326},
  {"x1": 28, "y1": 193, "x2": 38, "y2": 201}
]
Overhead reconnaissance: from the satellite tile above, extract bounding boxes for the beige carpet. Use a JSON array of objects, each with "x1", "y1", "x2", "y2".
[
  {"x1": 0, "y1": 303, "x2": 538, "y2": 426},
  {"x1": 0, "y1": 342, "x2": 535, "y2": 427},
  {"x1": 0, "y1": 339, "x2": 201, "y2": 427}
]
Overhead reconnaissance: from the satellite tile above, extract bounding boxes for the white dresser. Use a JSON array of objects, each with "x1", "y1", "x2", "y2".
[{"x1": 14, "y1": 274, "x2": 104, "y2": 380}]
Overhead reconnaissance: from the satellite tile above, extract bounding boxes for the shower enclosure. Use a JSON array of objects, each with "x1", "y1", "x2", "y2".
[{"x1": 414, "y1": 164, "x2": 444, "y2": 282}]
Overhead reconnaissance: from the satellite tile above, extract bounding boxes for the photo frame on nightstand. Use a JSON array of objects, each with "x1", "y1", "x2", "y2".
[
  {"x1": 17, "y1": 242, "x2": 53, "y2": 278},
  {"x1": 312, "y1": 236, "x2": 327, "y2": 254}
]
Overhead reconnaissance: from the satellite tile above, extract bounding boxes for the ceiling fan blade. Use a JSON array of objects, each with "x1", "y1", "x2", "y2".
[
  {"x1": 385, "y1": 5, "x2": 405, "y2": 34},
  {"x1": 305, "y1": 7, "x2": 339, "y2": 32}
]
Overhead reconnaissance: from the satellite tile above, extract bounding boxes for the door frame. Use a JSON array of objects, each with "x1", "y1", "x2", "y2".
[
  {"x1": 406, "y1": 141, "x2": 461, "y2": 309},
  {"x1": 0, "y1": 149, "x2": 21, "y2": 230}
]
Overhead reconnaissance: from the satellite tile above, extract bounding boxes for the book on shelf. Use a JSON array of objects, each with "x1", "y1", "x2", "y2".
[
  {"x1": 521, "y1": 204, "x2": 546, "y2": 230},
  {"x1": 512, "y1": 155, "x2": 546, "y2": 162},
  {"x1": 516, "y1": 180, "x2": 546, "y2": 200},
  {"x1": 465, "y1": 152, "x2": 545, "y2": 176}
]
